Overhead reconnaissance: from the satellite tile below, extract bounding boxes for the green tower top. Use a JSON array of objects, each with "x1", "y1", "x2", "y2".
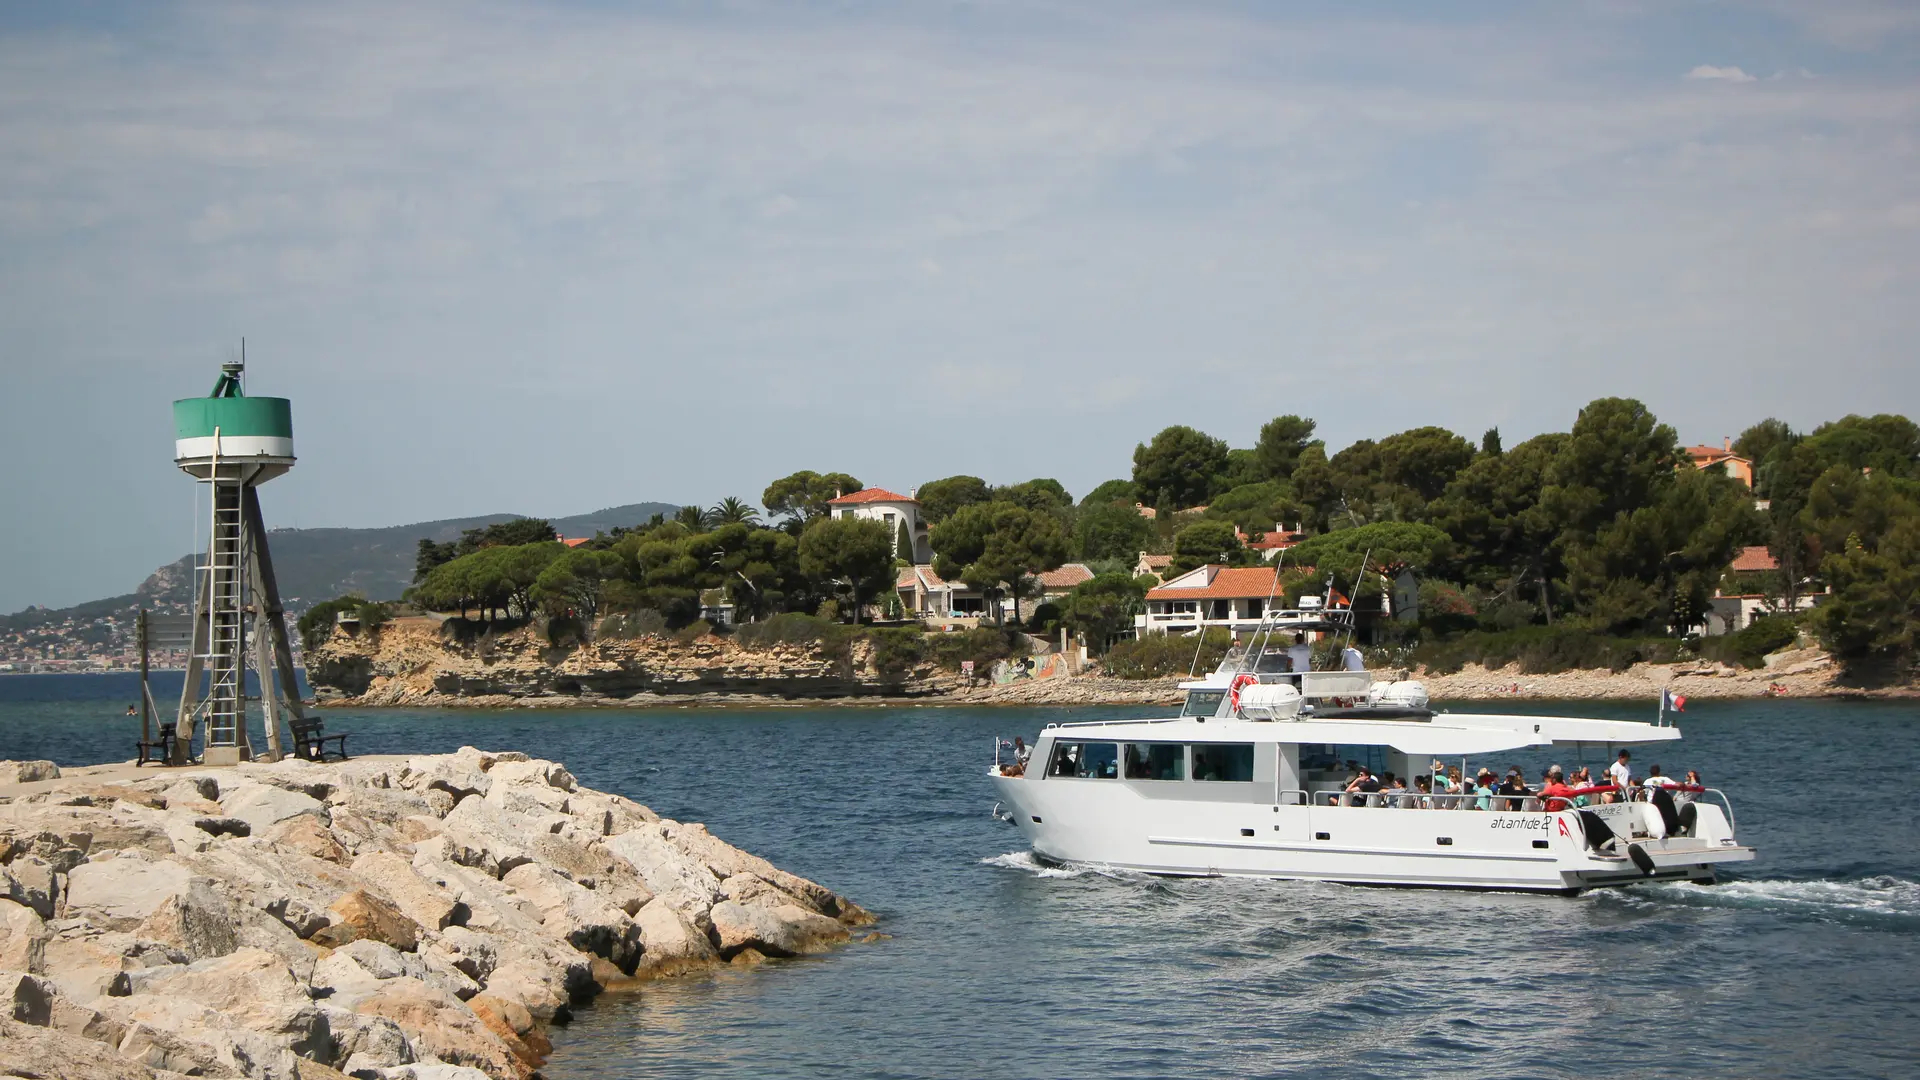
[{"x1": 174, "y1": 360, "x2": 295, "y2": 479}]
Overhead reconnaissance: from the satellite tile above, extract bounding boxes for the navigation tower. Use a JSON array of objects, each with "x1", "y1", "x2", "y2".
[{"x1": 171, "y1": 353, "x2": 306, "y2": 763}]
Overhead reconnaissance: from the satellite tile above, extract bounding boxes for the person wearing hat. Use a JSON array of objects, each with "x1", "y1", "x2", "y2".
[{"x1": 1470, "y1": 769, "x2": 1496, "y2": 811}]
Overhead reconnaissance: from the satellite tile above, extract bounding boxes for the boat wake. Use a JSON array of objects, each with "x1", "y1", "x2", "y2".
[
  {"x1": 1611, "y1": 875, "x2": 1920, "y2": 927},
  {"x1": 981, "y1": 851, "x2": 1133, "y2": 880}
]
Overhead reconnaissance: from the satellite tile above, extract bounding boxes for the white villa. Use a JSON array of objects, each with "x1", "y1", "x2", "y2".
[
  {"x1": 828, "y1": 487, "x2": 932, "y2": 564},
  {"x1": 898, "y1": 563, "x2": 1095, "y2": 625},
  {"x1": 1135, "y1": 565, "x2": 1292, "y2": 636}
]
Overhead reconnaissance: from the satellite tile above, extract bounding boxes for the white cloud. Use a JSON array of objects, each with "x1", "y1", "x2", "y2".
[{"x1": 1686, "y1": 65, "x2": 1757, "y2": 82}]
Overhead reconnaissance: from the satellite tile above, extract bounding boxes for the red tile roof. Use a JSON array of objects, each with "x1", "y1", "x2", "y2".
[
  {"x1": 1035, "y1": 564, "x2": 1094, "y2": 590},
  {"x1": 1684, "y1": 445, "x2": 1747, "y2": 465},
  {"x1": 1146, "y1": 565, "x2": 1281, "y2": 601},
  {"x1": 1730, "y1": 545, "x2": 1778, "y2": 572},
  {"x1": 1247, "y1": 531, "x2": 1302, "y2": 550},
  {"x1": 560, "y1": 537, "x2": 591, "y2": 548},
  {"x1": 897, "y1": 565, "x2": 947, "y2": 589},
  {"x1": 1138, "y1": 554, "x2": 1172, "y2": 568},
  {"x1": 828, "y1": 488, "x2": 915, "y2": 505}
]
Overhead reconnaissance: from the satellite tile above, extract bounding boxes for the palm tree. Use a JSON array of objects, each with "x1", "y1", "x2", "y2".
[
  {"x1": 675, "y1": 505, "x2": 707, "y2": 530},
  {"x1": 709, "y1": 496, "x2": 762, "y2": 527}
]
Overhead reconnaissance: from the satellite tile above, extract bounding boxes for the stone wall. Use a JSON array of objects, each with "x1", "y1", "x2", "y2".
[{"x1": 0, "y1": 749, "x2": 871, "y2": 1079}]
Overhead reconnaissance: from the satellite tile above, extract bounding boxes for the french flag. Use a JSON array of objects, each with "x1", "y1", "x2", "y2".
[{"x1": 1662, "y1": 688, "x2": 1687, "y2": 713}]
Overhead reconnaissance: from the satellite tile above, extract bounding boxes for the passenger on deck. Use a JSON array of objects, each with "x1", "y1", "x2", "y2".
[
  {"x1": 1540, "y1": 766, "x2": 1575, "y2": 811},
  {"x1": 1569, "y1": 766, "x2": 1594, "y2": 806},
  {"x1": 1387, "y1": 774, "x2": 1412, "y2": 808},
  {"x1": 1444, "y1": 766, "x2": 1466, "y2": 807},
  {"x1": 1497, "y1": 769, "x2": 1532, "y2": 811},
  {"x1": 1470, "y1": 770, "x2": 1495, "y2": 810},
  {"x1": 1676, "y1": 769, "x2": 1704, "y2": 808},
  {"x1": 1412, "y1": 775, "x2": 1433, "y2": 809},
  {"x1": 1287, "y1": 633, "x2": 1313, "y2": 673},
  {"x1": 1344, "y1": 766, "x2": 1381, "y2": 806},
  {"x1": 1642, "y1": 765, "x2": 1677, "y2": 792},
  {"x1": 1341, "y1": 644, "x2": 1365, "y2": 671},
  {"x1": 1609, "y1": 749, "x2": 1633, "y2": 790}
]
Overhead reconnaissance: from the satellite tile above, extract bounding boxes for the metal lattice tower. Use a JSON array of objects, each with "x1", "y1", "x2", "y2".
[{"x1": 172, "y1": 353, "x2": 306, "y2": 764}]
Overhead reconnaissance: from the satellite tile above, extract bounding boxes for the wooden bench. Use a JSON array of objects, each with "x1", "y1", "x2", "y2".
[
  {"x1": 289, "y1": 718, "x2": 350, "y2": 761},
  {"x1": 136, "y1": 728, "x2": 176, "y2": 766}
]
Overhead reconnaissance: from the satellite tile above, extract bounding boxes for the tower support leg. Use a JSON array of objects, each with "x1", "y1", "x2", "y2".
[
  {"x1": 171, "y1": 564, "x2": 212, "y2": 764},
  {"x1": 244, "y1": 488, "x2": 304, "y2": 758}
]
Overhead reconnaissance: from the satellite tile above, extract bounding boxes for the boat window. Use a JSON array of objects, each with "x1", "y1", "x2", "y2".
[
  {"x1": 1047, "y1": 741, "x2": 1119, "y2": 779},
  {"x1": 1181, "y1": 690, "x2": 1226, "y2": 717},
  {"x1": 1123, "y1": 743, "x2": 1185, "y2": 781},
  {"x1": 1189, "y1": 743, "x2": 1255, "y2": 782}
]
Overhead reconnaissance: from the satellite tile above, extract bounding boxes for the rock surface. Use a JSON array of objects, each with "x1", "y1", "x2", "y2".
[{"x1": 0, "y1": 750, "x2": 870, "y2": 1078}]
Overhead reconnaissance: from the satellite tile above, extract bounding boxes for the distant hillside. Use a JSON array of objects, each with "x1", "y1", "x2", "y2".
[{"x1": 0, "y1": 502, "x2": 680, "y2": 629}]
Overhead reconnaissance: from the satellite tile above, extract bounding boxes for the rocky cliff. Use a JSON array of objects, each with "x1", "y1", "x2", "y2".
[
  {"x1": 0, "y1": 749, "x2": 871, "y2": 1079},
  {"x1": 307, "y1": 618, "x2": 958, "y2": 707}
]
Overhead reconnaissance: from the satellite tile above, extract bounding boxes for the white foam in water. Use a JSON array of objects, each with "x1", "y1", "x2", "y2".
[
  {"x1": 981, "y1": 851, "x2": 1119, "y2": 879},
  {"x1": 1625, "y1": 875, "x2": 1920, "y2": 921}
]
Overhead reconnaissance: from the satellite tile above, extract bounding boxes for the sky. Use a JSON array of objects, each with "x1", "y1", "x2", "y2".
[{"x1": 1, "y1": 0, "x2": 1917, "y2": 612}]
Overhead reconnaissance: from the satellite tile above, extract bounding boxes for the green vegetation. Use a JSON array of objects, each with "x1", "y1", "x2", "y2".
[
  {"x1": 296, "y1": 596, "x2": 391, "y2": 652},
  {"x1": 379, "y1": 402, "x2": 1919, "y2": 683},
  {"x1": 1103, "y1": 628, "x2": 1234, "y2": 679}
]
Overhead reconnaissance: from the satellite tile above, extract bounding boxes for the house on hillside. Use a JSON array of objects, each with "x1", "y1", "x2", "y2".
[
  {"x1": 1136, "y1": 563, "x2": 1398, "y2": 638},
  {"x1": 1134, "y1": 553, "x2": 1172, "y2": 582},
  {"x1": 828, "y1": 488, "x2": 932, "y2": 564},
  {"x1": 1246, "y1": 524, "x2": 1304, "y2": 562},
  {"x1": 1700, "y1": 545, "x2": 1826, "y2": 636},
  {"x1": 1684, "y1": 439, "x2": 1754, "y2": 488},
  {"x1": 897, "y1": 562, "x2": 1095, "y2": 625}
]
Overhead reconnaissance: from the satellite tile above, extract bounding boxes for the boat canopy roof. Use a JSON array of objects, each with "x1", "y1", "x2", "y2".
[{"x1": 1038, "y1": 712, "x2": 1683, "y2": 757}]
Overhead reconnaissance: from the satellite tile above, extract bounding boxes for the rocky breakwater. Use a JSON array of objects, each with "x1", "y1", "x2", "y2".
[
  {"x1": 0, "y1": 749, "x2": 871, "y2": 1080},
  {"x1": 309, "y1": 618, "x2": 949, "y2": 706}
]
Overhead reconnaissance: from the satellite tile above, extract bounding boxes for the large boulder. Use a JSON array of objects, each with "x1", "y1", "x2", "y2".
[
  {"x1": 351, "y1": 977, "x2": 530, "y2": 1080},
  {"x1": 0, "y1": 898, "x2": 49, "y2": 972},
  {"x1": 4, "y1": 804, "x2": 173, "y2": 856},
  {"x1": 351, "y1": 852, "x2": 462, "y2": 932},
  {"x1": 63, "y1": 853, "x2": 197, "y2": 931},
  {"x1": 0, "y1": 760, "x2": 60, "y2": 783},
  {"x1": 707, "y1": 900, "x2": 850, "y2": 959},
  {"x1": 219, "y1": 784, "x2": 328, "y2": 836},
  {"x1": 1, "y1": 854, "x2": 58, "y2": 919},
  {"x1": 0, "y1": 1015, "x2": 187, "y2": 1080},
  {"x1": 631, "y1": 897, "x2": 718, "y2": 977},
  {"x1": 313, "y1": 890, "x2": 419, "y2": 953},
  {"x1": 601, "y1": 825, "x2": 723, "y2": 924},
  {"x1": 136, "y1": 948, "x2": 329, "y2": 1061},
  {"x1": 261, "y1": 815, "x2": 346, "y2": 863},
  {"x1": 499, "y1": 863, "x2": 640, "y2": 973},
  {"x1": 39, "y1": 927, "x2": 183, "y2": 1001}
]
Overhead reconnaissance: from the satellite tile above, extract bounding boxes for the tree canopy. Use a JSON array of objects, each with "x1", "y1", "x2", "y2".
[
  {"x1": 762, "y1": 471, "x2": 862, "y2": 523},
  {"x1": 1132, "y1": 425, "x2": 1230, "y2": 511},
  {"x1": 931, "y1": 502, "x2": 1070, "y2": 623},
  {"x1": 797, "y1": 518, "x2": 896, "y2": 624}
]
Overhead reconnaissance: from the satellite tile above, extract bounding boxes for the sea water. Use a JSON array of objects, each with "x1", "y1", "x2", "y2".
[{"x1": 3, "y1": 676, "x2": 1915, "y2": 1079}]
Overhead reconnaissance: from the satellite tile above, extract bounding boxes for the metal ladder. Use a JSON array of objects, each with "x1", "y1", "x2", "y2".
[{"x1": 199, "y1": 437, "x2": 247, "y2": 747}]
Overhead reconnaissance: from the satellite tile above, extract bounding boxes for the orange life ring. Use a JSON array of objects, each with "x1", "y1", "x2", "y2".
[{"x1": 1227, "y1": 673, "x2": 1258, "y2": 714}]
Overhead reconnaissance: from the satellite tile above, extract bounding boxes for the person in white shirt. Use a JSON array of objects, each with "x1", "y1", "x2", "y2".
[
  {"x1": 1286, "y1": 633, "x2": 1313, "y2": 673},
  {"x1": 1608, "y1": 749, "x2": 1633, "y2": 791},
  {"x1": 1642, "y1": 764, "x2": 1677, "y2": 789},
  {"x1": 1341, "y1": 645, "x2": 1365, "y2": 671}
]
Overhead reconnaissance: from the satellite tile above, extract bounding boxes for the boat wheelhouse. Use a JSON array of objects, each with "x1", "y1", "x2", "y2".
[{"x1": 988, "y1": 609, "x2": 1754, "y2": 893}]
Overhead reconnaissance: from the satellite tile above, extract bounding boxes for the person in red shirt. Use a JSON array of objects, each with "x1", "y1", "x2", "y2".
[{"x1": 1540, "y1": 765, "x2": 1577, "y2": 812}]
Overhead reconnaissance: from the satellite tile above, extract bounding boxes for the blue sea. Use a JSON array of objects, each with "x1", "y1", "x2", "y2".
[{"x1": 3, "y1": 674, "x2": 1915, "y2": 1079}]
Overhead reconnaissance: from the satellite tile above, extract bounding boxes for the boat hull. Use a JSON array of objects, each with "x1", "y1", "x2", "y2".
[{"x1": 991, "y1": 772, "x2": 1754, "y2": 894}]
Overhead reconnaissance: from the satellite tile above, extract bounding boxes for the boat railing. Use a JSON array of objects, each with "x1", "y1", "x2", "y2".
[
  {"x1": 1044, "y1": 716, "x2": 1188, "y2": 731},
  {"x1": 1308, "y1": 785, "x2": 1735, "y2": 827}
]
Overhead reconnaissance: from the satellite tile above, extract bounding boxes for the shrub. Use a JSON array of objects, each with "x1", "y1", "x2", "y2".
[
  {"x1": 673, "y1": 619, "x2": 714, "y2": 645},
  {"x1": 296, "y1": 596, "x2": 390, "y2": 652},
  {"x1": 922, "y1": 626, "x2": 1030, "y2": 673},
  {"x1": 1699, "y1": 614, "x2": 1801, "y2": 669},
  {"x1": 735, "y1": 612, "x2": 856, "y2": 661},
  {"x1": 865, "y1": 627, "x2": 928, "y2": 676},
  {"x1": 1102, "y1": 629, "x2": 1234, "y2": 679},
  {"x1": 1026, "y1": 602, "x2": 1063, "y2": 635}
]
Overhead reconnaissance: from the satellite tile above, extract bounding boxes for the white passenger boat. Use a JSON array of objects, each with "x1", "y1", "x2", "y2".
[{"x1": 989, "y1": 609, "x2": 1755, "y2": 894}]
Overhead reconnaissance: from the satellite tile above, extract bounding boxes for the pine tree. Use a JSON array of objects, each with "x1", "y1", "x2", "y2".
[{"x1": 896, "y1": 518, "x2": 917, "y2": 564}]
